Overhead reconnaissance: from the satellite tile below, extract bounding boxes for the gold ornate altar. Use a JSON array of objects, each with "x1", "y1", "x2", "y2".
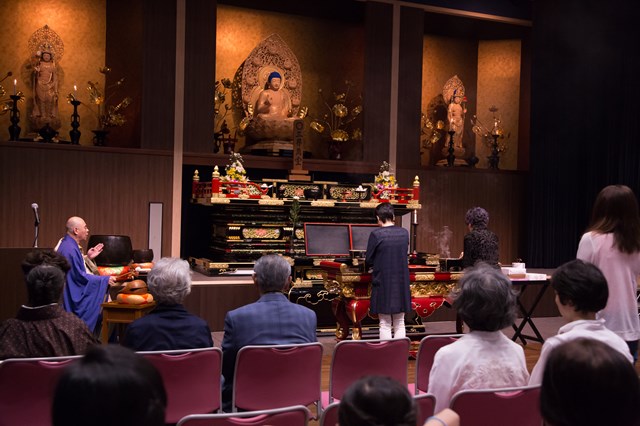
[{"x1": 319, "y1": 261, "x2": 460, "y2": 340}]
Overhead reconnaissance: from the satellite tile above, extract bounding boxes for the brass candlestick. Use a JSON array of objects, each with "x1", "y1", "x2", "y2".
[
  {"x1": 488, "y1": 133, "x2": 500, "y2": 170},
  {"x1": 69, "y1": 99, "x2": 81, "y2": 145},
  {"x1": 8, "y1": 95, "x2": 21, "y2": 141},
  {"x1": 446, "y1": 130, "x2": 456, "y2": 167}
]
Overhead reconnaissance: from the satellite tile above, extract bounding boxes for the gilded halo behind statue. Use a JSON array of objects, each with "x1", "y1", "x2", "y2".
[{"x1": 239, "y1": 34, "x2": 304, "y2": 155}]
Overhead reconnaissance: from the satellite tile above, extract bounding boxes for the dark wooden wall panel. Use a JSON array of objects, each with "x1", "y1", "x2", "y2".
[
  {"x1": 140, "y1": 0, "x2": 176, "y2": 150},
  {"x1": 399, "y1": 167, "x2": 527, "y2": 265},
  {"x1": 396, "y1": 5, "x2": 424, "y2": 170},
  {"x1": 183, "y1": 284, "x2": 260, "y2": 331},
  {"x1": 363, "y1": 1, "x2": 393, "y2": 163},
  {"x1": 184, "y1": 0, "x2": 217, "y2": 153},
  {"x1": 0, "y1": 143, "x2": 173, "y2": 256}
]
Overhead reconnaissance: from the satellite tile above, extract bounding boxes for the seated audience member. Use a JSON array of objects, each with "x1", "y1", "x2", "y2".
[
  {"x1": 122, "y1": 257, "x2": 213, "y2": 350},
  {"x1": 530, "y1": 259, "x2": 633, "y2": 384},
  {"x1": 221, "y1": 254, "x2": 317, "y2": 411},
  {"x1": 428, "y1": 263, "x2": 529, "y2": 412},
  {"x1": 0, "y1": 250, "x2": 98, "y2": 359},
  {"x1": 338, "y1": 375, "x2": 460, "y2": 426},
  {"x1": 540, "y1": 338, "x2": 640, "y2": 426},
  {"x1": 339, "y1": 375, "x2": 417, "y2": 426},
  {"x1": 52, "y1": 344, "x2": 167, "y2": 426}
]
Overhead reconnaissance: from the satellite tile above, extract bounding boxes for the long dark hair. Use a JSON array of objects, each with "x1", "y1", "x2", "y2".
[{"x1": 587, "y1": 185, "x2": 640, "y2": 253}]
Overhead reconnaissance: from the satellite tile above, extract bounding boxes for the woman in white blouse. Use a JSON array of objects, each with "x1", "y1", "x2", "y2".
[
  {"x1": 577, "y1": 184, "x2": 640, "y2": 362},
  {"x1": 427, "y1": 263, "x2": 529, "y2": 412}
]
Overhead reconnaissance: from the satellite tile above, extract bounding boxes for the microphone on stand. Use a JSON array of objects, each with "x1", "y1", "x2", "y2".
[
  {"x1": 32, "y1": 203, "x2": 40, "y2": 225},
  {"x1": 31, "y1": 203, "x2": 40, "y2": 248}
]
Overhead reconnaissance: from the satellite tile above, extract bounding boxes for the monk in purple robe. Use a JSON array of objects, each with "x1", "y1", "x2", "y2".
[{"x1": 56, "y1": 216, "x2": 115, "y2": 332}]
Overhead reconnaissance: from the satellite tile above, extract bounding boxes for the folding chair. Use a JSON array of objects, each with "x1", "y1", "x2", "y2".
[
  {"x1": 450, "y1": 385, "x2": 542, "y2": 426},
  {"x1": 0, "y1": 355, "x2": 80, "y2": 426},
  {"x1": 322, "y1": 337, "x2": 410, "y2": 407},
  {"x1": 138, "y1": 347, "x2": 222, "y2": 424},
  {"x1": 231, "y1": 342, "x2": 323, "y2": 417},
  {"x1": 414, "y1": 393, "x2": 436, "y2": 426},
  {"x1": 176, "y1": 405, "x2": 311, "y2": 426},
  {"x1": 412, "y1": 334, "x2": 463, "y2": 395},
  {"x1": 318, "y1": 401, "x2": 340, "y2": 426}
]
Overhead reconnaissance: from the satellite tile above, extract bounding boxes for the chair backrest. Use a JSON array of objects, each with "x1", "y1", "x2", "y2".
[
  {"x1": 177, "y1": 404, "x2": 311, "y2": 426},
  {"x1": 319, "y1": 401, "x2": 340, "y2": 426},
  {"x1": 232, "y1": 342, "x2": 323, "y2": 414},
  {"x1": 414, "y1": 394, "x2": 436, "y2": 426},
  {"x1": 0, "y1": 355, "x2": 80, "y2": 426},
  {"x1": 450, "y1": 385, "x2": 542, "y2": 426},
  {"x1": 414, "y1": 334, "x2": 463, "y2": 394},
  {"x1": 329, "y1": 338, "x2": 410, "y2": 403},
  {"x1": 138, "y1": 347, "x2": 222, "y2": 424}
]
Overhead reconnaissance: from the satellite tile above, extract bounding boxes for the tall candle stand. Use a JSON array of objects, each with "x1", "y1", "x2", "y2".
[
  {"x1": 446, "y1": 129, "x2": 456, "y2": 167},
  {"x1": 488, "y1": 133, "x2": 500, "y2": 170},
  {"x1": 69, "y1": 100, "x2": 81, "y2": 145},
  {"x1": 8, "y1": 95, "x2": 21, "y2": 141}
]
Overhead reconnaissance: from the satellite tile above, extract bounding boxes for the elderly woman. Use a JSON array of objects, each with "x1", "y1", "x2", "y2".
[
  {"x1": 122, "y1": 257, "x2": 212, "y2": 350},
  {"x1": 0, "y1": 251, "x2": 98, "y2": 359},
  {"x1": 461, "y1": 206, "x2": 499, "y2": 268},
  {"x1": 427, "y1": 263, "x2": 529, "y2": 412}
]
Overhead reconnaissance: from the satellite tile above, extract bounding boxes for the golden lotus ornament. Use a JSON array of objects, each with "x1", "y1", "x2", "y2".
[
  {"x1": 332, "y1": 104, "x2": 348, "y2": 118},
  {"x1": 331, "y1": 129, "x2": 349, "y2": 142}
]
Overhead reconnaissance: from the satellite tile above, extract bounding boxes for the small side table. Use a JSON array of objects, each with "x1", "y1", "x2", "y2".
[{"x1": 101, "y1": 301, "x2": 157, "y2": 344}]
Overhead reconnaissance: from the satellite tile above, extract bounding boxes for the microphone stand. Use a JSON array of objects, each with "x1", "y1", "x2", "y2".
[{"x1": 33, "y1": 219, "x2": 39, "y2": 248}]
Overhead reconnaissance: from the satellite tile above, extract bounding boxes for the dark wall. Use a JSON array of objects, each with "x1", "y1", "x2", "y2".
[{"x1": 527, "y1": 0, "x2": 640, "y2": 267}]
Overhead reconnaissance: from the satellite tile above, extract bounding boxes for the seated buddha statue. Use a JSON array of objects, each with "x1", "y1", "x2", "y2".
[
  {"x1": 240, "y1": 34, "x2": 303, "y2": 153},
  {"x1": 245, "y1": 71, "x2": 296, "y2": 141}
]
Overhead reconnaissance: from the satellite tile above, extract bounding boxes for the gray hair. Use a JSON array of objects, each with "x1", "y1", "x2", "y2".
[
  {"x1": 253, "y1": 254, "x2": 291, "y2": 293},
  {"x1": 452, "y1": 262, "x2": 517, "y2": 331},
  {"x1": 147, "y1": 257, "x2": 191, "y2": 304}
]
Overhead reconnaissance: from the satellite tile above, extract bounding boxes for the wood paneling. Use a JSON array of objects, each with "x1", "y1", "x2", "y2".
[
  {"x1": 0, "y1": 143, "x2": 173, "y2": 257},
  {"x1": 399, "y1": 167, "x2": 527, "y2": 264},
  {"x1": 183, "y1": 284, "x2": 260, "y2": 331},
  {"x1": 396, "y1": 5, "x2": 424, "y2": 170},
  {"x1": 363, "y1": 1, "x2": 393, "y2": 163},
  {"x1": 184, "y1": 0, "x2": 217, "y2": 153}
]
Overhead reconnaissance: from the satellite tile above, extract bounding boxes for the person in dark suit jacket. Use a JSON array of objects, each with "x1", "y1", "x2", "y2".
[
  {"x1": 122, "y1": 257, "x2": 213, "y2": 351},
  {"x1": 221, "y1": 254, "x2": 317, "y2": 411}
]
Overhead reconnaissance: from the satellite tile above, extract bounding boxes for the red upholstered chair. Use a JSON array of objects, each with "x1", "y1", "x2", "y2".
[
  {"x1": 0, "y1": 355, "x2": 80, "y2": 426},
  {"x1": 414, "y1": 394, "x2": 436, "y2": 426},
  {"x1": 413, "y1": 334, "x2": 463, "y2": 395},
  {"x1": 318, "y1": 401, "x2": 340, "y2": 426},
  {"x1": 176, "y1": 405, "x2": 311, "y2": 426},
  {"x1": 231, "y1": 343, "x2": 323, "y2": 418},
  {"x1": 322, "y1": 337, "x2": 410, "y2": 407},
  {"x1": 137, "y1": 347, "x2": 222, "y2": 424},
  {"x1": 450, "y1": 385, "x2": 542, "y2": 426}
]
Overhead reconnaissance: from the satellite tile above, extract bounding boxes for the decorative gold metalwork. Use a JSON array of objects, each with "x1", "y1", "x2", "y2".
[
  {"x1": 259, "y1": 199, "x2": 285, "y2": 206},
  {"x1": 29, "y1": 25, "x2": 65, "y2": 60},
  {"x1": 411, "y1": 283, "x2": 456, "y2": 297},
  {"x1": 211, "y1": 197, "x2": 231, "y2": 204},
  {"x1": 295, "y1": 228, "x2": 305, "y2": 239},
  {"x1": 310, "y1": 200, "x2": 335, "y2": 207},
  {"x1": 241, "y1": 228, "x2": 281, "y2": 239}
]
